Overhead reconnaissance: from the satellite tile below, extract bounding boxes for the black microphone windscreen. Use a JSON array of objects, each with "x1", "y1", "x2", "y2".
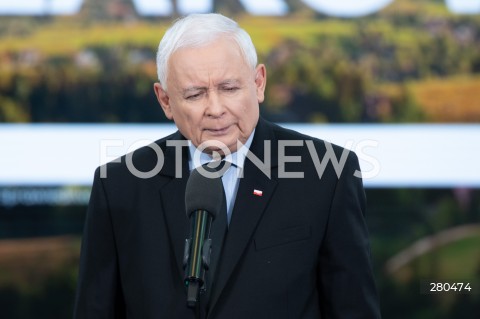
[{"x1": 185, "y1": 166, "x2": 224, "y2": 219}]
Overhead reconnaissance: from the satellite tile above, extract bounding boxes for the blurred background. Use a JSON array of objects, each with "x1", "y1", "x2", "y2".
[{"x1": 1, "y1": 0, "x2": 480, "y2": 318}]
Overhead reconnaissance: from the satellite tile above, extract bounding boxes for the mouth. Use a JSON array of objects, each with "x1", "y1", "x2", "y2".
[{"x1": 205, "y1": 125, "x2": 231, "y2": 136}]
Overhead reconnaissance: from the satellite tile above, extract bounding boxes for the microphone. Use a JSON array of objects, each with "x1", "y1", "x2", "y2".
[{"x1": 183, "y1": 164, "x2": 224, "y2": 307}]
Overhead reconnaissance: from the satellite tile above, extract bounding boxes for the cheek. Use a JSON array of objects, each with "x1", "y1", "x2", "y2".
[
  {"x1": 246, "y1": 94, "x2": 260, "y2": 118},
  {"x1": 173, "y1": 106, "x2": 204, "y2": 133},
  {"x1": 171, "y1": 101, "x2": 195, "y2": 122},
  {"x1": 236, "y1": 97, "x2": 259, "y2": 131}
]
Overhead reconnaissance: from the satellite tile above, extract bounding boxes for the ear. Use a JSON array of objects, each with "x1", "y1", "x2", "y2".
[
  {"x1": 254, "y1": 64, "x2": 267, "y2": 103},
  {"x1": 153, "y1": 83, "x2": 173, "y2": 120}
]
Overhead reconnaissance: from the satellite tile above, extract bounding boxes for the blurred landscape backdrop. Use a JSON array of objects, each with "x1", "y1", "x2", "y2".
[{"x1": 1, "y1": 0, "x2": 479, "y2": 318}]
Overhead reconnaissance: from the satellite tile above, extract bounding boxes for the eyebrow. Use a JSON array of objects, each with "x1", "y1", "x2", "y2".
[{"x1": 218, "y1": 79, "x2": 241, "y2": 87}]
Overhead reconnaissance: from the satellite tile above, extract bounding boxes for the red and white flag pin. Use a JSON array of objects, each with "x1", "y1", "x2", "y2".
[{"x1": 253, "y1": 189, "x2": 263, "y2": 197}]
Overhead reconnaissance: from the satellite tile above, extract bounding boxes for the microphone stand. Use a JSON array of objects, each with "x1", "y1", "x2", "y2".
[{"x1": 183, "y1": 210, "x2": 213, "y2": 308}]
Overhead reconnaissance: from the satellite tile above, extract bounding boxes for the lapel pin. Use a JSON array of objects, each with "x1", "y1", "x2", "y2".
[{"x1": 253, "y1": 189, "x2": 263, "y2": 197}]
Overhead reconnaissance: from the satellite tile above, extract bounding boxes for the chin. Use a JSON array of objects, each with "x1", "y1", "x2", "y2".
[{"x1": 197, "y1": 137, "x2": 234, "y2": 154}]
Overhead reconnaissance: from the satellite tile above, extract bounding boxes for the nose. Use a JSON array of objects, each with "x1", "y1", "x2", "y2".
[{"x1": 205, "y1": 91, "x2": 226, "y2": 118}]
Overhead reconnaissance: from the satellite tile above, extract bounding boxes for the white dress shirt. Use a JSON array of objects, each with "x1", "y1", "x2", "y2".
[{"x1": 188, "y1": 130, "x2": 255, "y2": 224}]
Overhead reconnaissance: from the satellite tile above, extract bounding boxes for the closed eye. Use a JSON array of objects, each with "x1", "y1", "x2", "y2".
[
  {"x1": 222, "y1": 87, "x2": 239, "y2": 92},
  {"x1": 185, "y1": 92, "x2": 203, "y2": 100}
]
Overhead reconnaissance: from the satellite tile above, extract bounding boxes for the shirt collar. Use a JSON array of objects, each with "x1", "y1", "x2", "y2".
[{"x1": 188, "y1": 129, "x2": 255, "y2": 171}]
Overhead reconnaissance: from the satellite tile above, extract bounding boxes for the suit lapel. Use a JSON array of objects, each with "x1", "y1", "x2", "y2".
[
  {"x1": 209, "y1": 118, "x2": 279, "y2": 312},
  {"x1": 158, "y1": 131, "x2": 191, "y2": 282}
]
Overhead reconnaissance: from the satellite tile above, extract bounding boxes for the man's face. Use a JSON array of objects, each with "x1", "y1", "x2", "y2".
[{"x1": 154, "y1": 37, "x2": 266, "y2": 154}]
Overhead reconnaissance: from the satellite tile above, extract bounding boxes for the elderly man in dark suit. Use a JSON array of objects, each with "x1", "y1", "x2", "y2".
[{"x1": 74, "y1": 13, "x2": 381, "y2": 319}]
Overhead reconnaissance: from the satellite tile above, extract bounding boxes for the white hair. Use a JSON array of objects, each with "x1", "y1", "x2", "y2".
[{"x1": 156, "y1": 13, "x2": 258, "y2": 90}]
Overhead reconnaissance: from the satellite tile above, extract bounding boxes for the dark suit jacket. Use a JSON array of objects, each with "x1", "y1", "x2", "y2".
[{"x1": 74, "y1": 118, "x2": 381, "y2": 319}]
